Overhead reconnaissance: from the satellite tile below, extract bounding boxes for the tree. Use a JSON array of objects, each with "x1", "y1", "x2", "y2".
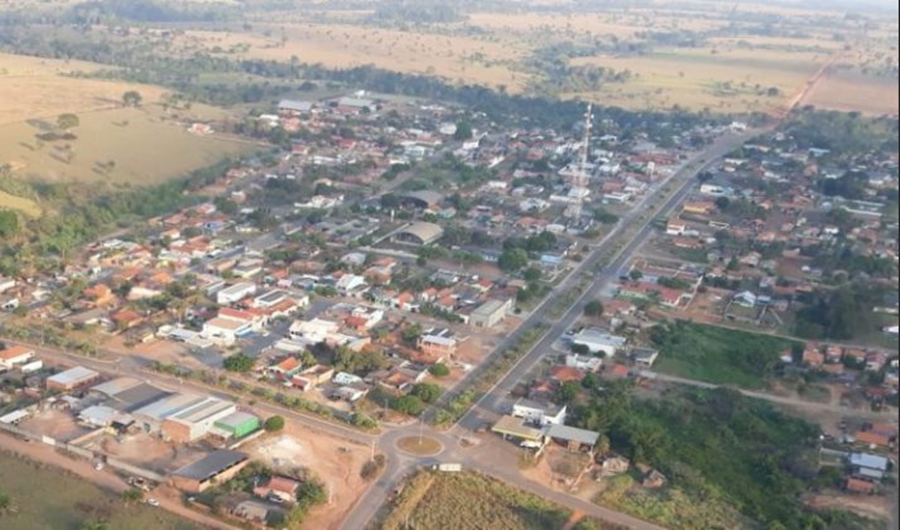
[
  {"x1": 223, "y1": 353, "x2": 256, "y2": 373},
  {"x1": 0, "y1": 492, "x2": 12, "y2": 515},
  {"x1": 265, "y1": 415, "x2": 286, "y2": 432},
  {"x1": 499, "y1": 248, "x2": 529, "y2": 273},
  {"x1": 123, "y1": 91, "x2": 143, "y2": 107},
  {"x1": 454, "y1": 120, "x2": 474, "y2": 141},
  {"x1": 429, "y1": 363, "x2": 450, "y2": 378},
  {"x1": 629, "y1": 270, "x2": 644, "y2": 281},
  {"x1": 523, "y1": 267, "x2": 543, "y2": 283},
  {"x1": 57, "y1": 113, "x2": 80, "y2": 130},
  {"x1": 411, "y1": 383, "x2": 442, "y2": 404},
  {"x1": 556, "y1": 381, "x2": 580, "y2": 404},
  {"x1": 584, "y1": 300, "x2": 605, "y2": 318},
  {"x1": 581, "y1": 372, "x2": 599, "y2": 391},
  {"x1": 391, "y1": 395, "x2": 425, "y2": 416},
  {"x1": 401, "y1": 324, "x2": 424, "y2": 346}
]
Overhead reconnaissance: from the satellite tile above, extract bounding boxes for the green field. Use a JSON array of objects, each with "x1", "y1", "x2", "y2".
[
  {"x1": 651, "y1": 322, "x2": 800, "y2": 389},
  {"x1": 0, "y1": 452, "x2": 195, "y2": 530},
  {"x1": 381, "y1": 471, "x2": 574, "y2": 530}
]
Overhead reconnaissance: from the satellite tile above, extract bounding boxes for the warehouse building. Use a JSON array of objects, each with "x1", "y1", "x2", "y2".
[
  {"x1": 47, "y1": 366, "x2": 101, "y2": 392},
  {"x1": 212, "y1": 411, "x2": 261, "y2": 440},
  {"x1": 161, "y1": 397, "x2": 238, "y2": 443},
  {"x1": 470, "y1": 298, "x2": 514, "y2": 329},
  {"x1": 172, "y1": 450, "x2": 250, "y2": 493}
]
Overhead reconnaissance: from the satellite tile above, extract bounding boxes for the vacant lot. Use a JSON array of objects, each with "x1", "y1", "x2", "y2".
[
  {"x1": 0, "y1": 106, "x2": 254, "y2": 186},
  {"x1": 0, "y1": 451, "x2": 195, "y2": 530},
  {"x1": 652, "y1": 322, "x2": 800, "y2": 389},
  {"x1": 381, "y1": 470, "x2": 572, "y2": 530}
]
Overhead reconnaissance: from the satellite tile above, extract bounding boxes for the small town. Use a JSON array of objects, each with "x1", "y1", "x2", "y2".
[{"x1": 0, "y1": 81, "x2": 897, "y2": 530}]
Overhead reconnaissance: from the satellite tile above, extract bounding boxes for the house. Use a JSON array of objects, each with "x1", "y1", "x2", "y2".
[
  {"x1": 254, "y1": 476, "x2": 301, "y2": 504},
  {"x1": 856, "y1": 425, "x2": 897, "y2": 448},
  {"x1": 850, "y1": 453, "x2": 889, "y2": 481},
  {"x1": 565, "y1": 354, "x2": 603, "y2": 372},
  {"x1": 642, "y1": 469, "x2": 667, "y2": 489},
  {"x1": 733, "y1": 291, "x2": 758, "y2": 308},
  {"x1": 418, "y1": 334, "x2": 458, "y2": 358},
  {"x1": 172, "y1": 450, "x2": 250, "y2": 493},
  {"x1": 269, "y1": 357, "x2": 304, "y2": 379},
  {"x1": 0, "y1": 345, "x2": 35, "y2": 369},
  {"x1": 470, "y1": 298, "x2": 513, "y2": 329},
  {"x1": 803, "y1": 347, "x2": 825, "y2": 368},
  {"x1": 700, "y1": 178, "x2": 734, "y2": 197},
  {"x1": 47, "y1": 366, "x2": 101, "y2": 392},
  {"x1": 201, "y1": 317, "x2": 253, "y2": 347},
  {"x1": 550, "y1": 366, "x2": 585, "y2": 383},
  {"x1": 217, "y1": 282, "x2": 258, "y2": 305},
  {"x1": 632, "y1": 348, "x2": 660, "y2": 368},
  {"x1": 512, "y1": 398, "x2": 567, "y2": 426},
  {"x1": 666, "y1": 221, "x2": 688, "y2": 236},
  {"x1": 572, "y1": 329, "x2": 627, "y2": 357},
  {"x1": 546, "y1": 424, "x2": 600, "y2": 452}
]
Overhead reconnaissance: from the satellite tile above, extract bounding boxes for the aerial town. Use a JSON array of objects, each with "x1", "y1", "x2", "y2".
[{"x1": 0, "y1": 1, "x2": 897, "y2": 530}]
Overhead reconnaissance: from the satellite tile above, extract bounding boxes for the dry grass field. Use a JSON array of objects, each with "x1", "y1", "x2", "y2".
[
  {"x1": 0, "y1": 106, "x2": 254, "y2": 186},
  {"x1": 176, "y1": 23, "x2": 530, "y2": 90},
  {"x1": 568, "y1": 46, "x2": 825, "y2": 112},
  {"x1": 806, "y1": 68, "x2": 900, "y2": 115},
  {"x1": 0, "y1": 52, "x2": 255, "y2": 207}
]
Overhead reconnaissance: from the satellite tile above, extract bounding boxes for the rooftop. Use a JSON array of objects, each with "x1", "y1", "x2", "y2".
[
  {"x1": 47, "y1": 366, "x2": 100, "y2": 386},
  {"x1": 546, "y1": 424, "x2": 600, "y2": 446},
  {"x1": 174, "y1": 450, "x2": 249, "y2": 481}
]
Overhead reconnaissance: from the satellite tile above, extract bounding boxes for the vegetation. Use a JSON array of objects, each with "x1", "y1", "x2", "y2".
[
  {"x1": 223, "y1": 353, "x2": 256, "y2": 373},
  {"x1": 381, "y1": 471, "x2": 572, "y2": 530},
  {"x1": 650, "y1": 321, "x2": 799, "y2": 389},
  {"x1": 573, "y1": 386, "x2": 872, "y2": 529},
  {"x1": 264, "y1": 415, "x2": 286, "y2": 433},
  {"x1": 795, "y1": 284, "x2": 888, "y2": 341},
  {"x1": 428, "y1": 363, "x2": 450, "y2": 378}
]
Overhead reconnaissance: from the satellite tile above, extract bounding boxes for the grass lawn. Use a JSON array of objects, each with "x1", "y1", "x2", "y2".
[
  {"x1": 381, "y1": 470, "x2": 572, "y2": 530},
  {"x1": 652, "y1": 321, "x2": 800, "y2": 389},
  {"x1": 0, "y1": 451, "x2": 195, "y2": 530}
]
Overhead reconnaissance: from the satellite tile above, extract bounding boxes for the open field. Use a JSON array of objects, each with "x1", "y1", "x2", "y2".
[
  {"x1": 806, "y1": 68, "x2": 900, "y2": 115},
  {"x1": 0, "y1": 450, "x2": 196, "y2": 530},
  {"x1": 0, "y1": 106, "x2": 255, "y2": 186},
  {"x1": 380, "y1": 470, "x2": 573, "y2": 530},
  {"x1": 0, "y1": 190, "x2": 41, "y2": 217},
  {"x1": 569, "y1": 46, "x2": 824, "y2": 112},
  {"x1": 0, "y1": 52, "x2": 167, "y2": 126},
  {"x1": 652, "y1": 321, "x2": 800, "y2": 389},
  {"x1": 176, "y1": 23, "x2": 529, "y2": 90}
]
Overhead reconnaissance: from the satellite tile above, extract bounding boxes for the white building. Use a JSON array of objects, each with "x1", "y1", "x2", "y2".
[
  {"x1": 572, "y1": 329, "x2": 627, "y2": 357},
  {"x1": 512, "y1": 399, "x2": 567, "y2": 426},
  {"x1": 217, "y1": 282, "x2": 258, "y2": 305}
]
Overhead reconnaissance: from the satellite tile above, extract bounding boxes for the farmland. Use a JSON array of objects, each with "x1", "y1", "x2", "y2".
[{"x1": 0, "y1": 451, "x2": 195, "y2": 530}]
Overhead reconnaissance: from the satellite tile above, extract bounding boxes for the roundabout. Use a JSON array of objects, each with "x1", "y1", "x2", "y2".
[{"x1": 396, "y1": 435, "x2": 444, "y2": 457}]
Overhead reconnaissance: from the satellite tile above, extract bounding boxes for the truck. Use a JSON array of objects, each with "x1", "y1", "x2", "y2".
[{"x1": 433, "y1": 463, "x2": 463, "y2": 473}]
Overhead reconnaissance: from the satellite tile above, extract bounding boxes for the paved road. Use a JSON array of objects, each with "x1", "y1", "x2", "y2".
[
  {"x1": 341, "y1": 130, "x2": 760, "y2": 530},
  {"x1": 454, "y1": 130, "x2": 759, "y2": 432}
]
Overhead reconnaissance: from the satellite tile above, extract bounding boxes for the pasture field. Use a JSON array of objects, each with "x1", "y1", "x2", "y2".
[
  {"x1": 569, "y1": 46, "x2": 824, "y2": 112},
  {"x1": 0, "y1": 106, "x2": 255, "y2": 187},
  {"x1": 0, "y1": 190, "x2": 41, "y2": 217},
  {"x1": 807, "y1": 67, "x2": 900, "y2": 116},
  {"x1": 0, "y1": 451, "x2": 195, "y2": 530},
  {"x1": 0, "y1": 52, "x2": 168, "y2": 126},
  {"x1": 176, "y1": 23, "x2": 530, "y2": 90}
]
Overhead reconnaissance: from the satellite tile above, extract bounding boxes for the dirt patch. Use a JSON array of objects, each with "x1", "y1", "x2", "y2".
[
  {"x1": 246, "y1": 424, "x2": 372, "y2": 530},
  {"x1": 805, "y1": 492, "x2": 892, "y2": 521},
  {"x1": 397, "y1": 436, "x2": 443, "y2": 457},
  {"x1": 19, "y1": 409, "x2": 92, "y2": 443}
]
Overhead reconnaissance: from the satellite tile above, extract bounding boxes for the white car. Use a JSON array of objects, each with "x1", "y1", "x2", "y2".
[{"x1": 147, "y1": 499, "x2": 160, "y2": 508}]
